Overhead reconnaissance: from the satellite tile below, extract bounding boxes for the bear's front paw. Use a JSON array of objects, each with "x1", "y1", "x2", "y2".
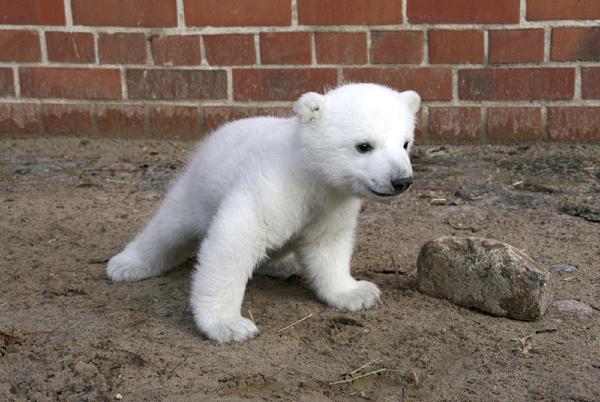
[
  {"x1": 197, "y1": 316, "x2": 259, "y2": 343},
  {"x1": 107, "y1": 251, "x2": 148, "y2": 282},
  {"x1": 325, "y1": 280, "x2": 381, "y2": 311}
]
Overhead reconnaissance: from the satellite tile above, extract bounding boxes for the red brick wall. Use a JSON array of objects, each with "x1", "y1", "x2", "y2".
[{"x1": 0, "y1": 0, "x2": 599, "y2": 142}]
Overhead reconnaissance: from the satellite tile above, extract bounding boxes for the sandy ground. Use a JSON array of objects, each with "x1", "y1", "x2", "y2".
[{"x1": 1, "y1": 137, "x2": 599, "y2": 402}]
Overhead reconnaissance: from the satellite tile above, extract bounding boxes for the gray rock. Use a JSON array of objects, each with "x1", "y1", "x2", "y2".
[
  {"x1": 553, "y1": 299, "x2": 594, "y2": 318},
  {"x1": 416, "y1": 237, "x2": 554, "y2": 321},
  {"x1": 552, "y1": 263, "x2": 577, "y2": 273}
]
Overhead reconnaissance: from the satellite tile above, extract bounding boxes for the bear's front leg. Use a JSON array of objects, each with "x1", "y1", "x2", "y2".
[
  {"x1": 298, "y1": 200, "x2": 381, "y2": 311},
  {"x1": 189, "y1": 193, "x2": 268, "y2": 343}
]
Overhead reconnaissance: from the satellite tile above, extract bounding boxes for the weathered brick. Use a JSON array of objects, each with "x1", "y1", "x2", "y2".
[
  {"x1": 429, "y1": 30, "x2": 484, "y2": 64},
  {"x1": 46, "y1": 32, "x2": 95, "y2": 63},
  {"x1": 72, "y1": 0, "x2": 177, "y2": 27},
  {"x1": 488, "y1": 107, "x2": 543, "y2": 141},
  {"x1": 0, "y1": 68, "x2": 14, "y2": 97},
  {"x1": 408, "y1": 0, "x2": 519, "y2": 23},
  {"x1": 459, "y1": 68, "x2": 575, "y2": 100},
  {"x1": 527, "y1": 0, "x2": 600, "y2": 20},
  {"x1": 204, "y1": 34, "x2": 256, "y2": 66},
  {"x1": 42, "y1": 103, "x2": 94, "y2": 135},
  {"x1": 0, "y1": 30, "x2": 41, "y2": 62},
  {"x1": 20, "y1": 68, "x2": 122, "y2": 100},
  {"x1": 551, "y1": 27, "x2": 600, "y2": 61},
  {"x1": 150, "y1": 105, "x2": 201, "y2": 138},
  {"x1": 151, "y1": 35, "x2": 201, "y2": 66},
  {"x1": 370, "y1": 31, "x2": 423, "y2": 64},
  {"x1": 489, "y1": 29, "x2": 544, "y2": 64},
  {"x1": 298, "y1": 0, "x2": 402, "y2": 25},
  {"x1": 0, "y1": 103, "x2": 41, "y2": 133},
  {"x1": 204, "y1": 106, "x2": 258, "y2": 132},
  {"x1": 258, "y1": 107, "x2": 294, "y2": 119},
  {"x1": 260, "y1": 32, "x2": 311, "y2": 65},
  {"x1": 127, "y1": 69, "x2": 227, "y2": 100},
  {"x1": 343, "y1": 67, "x2": 452, "y2": 101},
  {"x1": 316, "y1": 32, "x2": 367, "y2": 65},
  {"x1": 99, "y1": 33, "x2": 147, "y2": 65},
  {"x1": 97, "y1": 104, "x2": 145, "y2": 136},
  {"x1": 185, "y1": 0, "x2": 291, "y2": 27},
  {"x1": 429, "y1": 107, "x2": 482, "y2": 142},
  {"x1": 582, "y1": 67, "x2": 600, "y2": 99},
  {"x1": 0, "y1": 0, "x2": 65, "y2": 25},
  {"x1": 548, "y1": 107, "x2": 600, "y2": 141},
  {"x1": 233, "y1": 68, "x2": 338, "y2": 101}
]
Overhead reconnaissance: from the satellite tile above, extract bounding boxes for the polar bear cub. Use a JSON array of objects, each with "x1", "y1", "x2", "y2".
[{"x1": 107, "y1": 83, "x2": 420, "y2": 343}]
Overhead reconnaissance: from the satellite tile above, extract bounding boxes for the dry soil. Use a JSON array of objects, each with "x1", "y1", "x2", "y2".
[{"x1": 1, "y1": 138, "x2": 599, "y2": 401}]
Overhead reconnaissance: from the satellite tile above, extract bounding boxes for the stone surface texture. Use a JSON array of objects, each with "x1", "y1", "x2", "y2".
[{"x1": 417, "y1": 236, "x2": 554, "y2": 321}]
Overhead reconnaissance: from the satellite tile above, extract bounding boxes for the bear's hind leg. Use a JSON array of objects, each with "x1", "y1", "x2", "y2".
[
  {"x1": 256, "y1": 251, "x2": 302, "y2": 279},
  {"x1": 107, "y1": 196, "x2": 201, "y2": 282}
]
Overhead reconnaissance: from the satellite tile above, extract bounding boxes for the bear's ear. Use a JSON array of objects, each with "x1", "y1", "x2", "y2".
[
  {"x1": 294, "y1": 92, "x2": 326, "y2": 123},
  {"x1": 399, "y1": 90, "x2": 421, "y2": 115}
]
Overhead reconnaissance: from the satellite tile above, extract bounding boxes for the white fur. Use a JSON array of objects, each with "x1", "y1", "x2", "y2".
[{"x1": 107, "y1": 83, "x2": 420, "y2": 343}]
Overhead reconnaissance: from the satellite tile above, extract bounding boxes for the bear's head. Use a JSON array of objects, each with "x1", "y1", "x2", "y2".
[{"x1": 294, "y1": 83, "x2": 420, "y2": 201}]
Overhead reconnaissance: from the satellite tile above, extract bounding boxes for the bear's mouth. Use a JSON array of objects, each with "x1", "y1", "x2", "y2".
[{"x1": 369, "y1": 188, "x2": 396, "y2": 197}]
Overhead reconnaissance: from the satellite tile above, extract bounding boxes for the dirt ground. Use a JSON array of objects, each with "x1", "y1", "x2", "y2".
[{"x1": 1, "y1": 137, "x2": 599, "y2": 402}]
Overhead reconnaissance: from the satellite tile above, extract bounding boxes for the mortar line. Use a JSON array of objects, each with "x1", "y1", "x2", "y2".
[
  {"x1": 13, "y1": 66, "x2": 20, "y2": 98},
  {"x1": 64, "y1": 0, "x2": 73, "y2": 28},
  {"x1": 291, "y1": 0, "x2": 298, "y2": 26},
  {"x1": 176, "y1": 0, "x2": 186, "y2": 28},
  {"x1": 254, "y1": 33, "x2": 261, "y2": 65}
]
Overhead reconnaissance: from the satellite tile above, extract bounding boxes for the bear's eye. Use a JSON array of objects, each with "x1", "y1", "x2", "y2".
[
  {"x1": 403, "y1": 141, "x2": 410, "y2": 150},
  {"x1": 356, "y1": 142, "x2": 373, "y2": 153}
]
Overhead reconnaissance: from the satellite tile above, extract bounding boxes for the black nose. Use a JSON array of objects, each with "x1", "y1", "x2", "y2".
[{"x1": 391, "y1": 177, "x2": 413, "y2": 193}]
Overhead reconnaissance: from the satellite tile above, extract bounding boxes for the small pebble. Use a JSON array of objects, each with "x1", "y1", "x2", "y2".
[
  {"x1": 552, "y1": 264, "x2": 577, "y2": 273},
  {"x1": 554, "y1": 299, "x2": 594, "y2": 318},
  {"x1": 115, "y1": 393, "x2": 123, "y2": 400}
]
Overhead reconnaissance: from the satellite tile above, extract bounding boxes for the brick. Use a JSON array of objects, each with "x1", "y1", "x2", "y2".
[
  {"x1": 551, "y1": 27, "x2": 600, "y2": 61},
  {"x1": 260, "y1": 32, "x2": 311, "y2": 65},
  {"x1": 258, "y1": 107, "x2": 294, "y2": 119},
  {"x1": 409, "y1": 0, "x2": 519, "y2": 23},
  {"x1": 185, "y1": 0, "x2": 291, "y2": 27},
  {"x1": 150, "y1": 105, "x2": 201, "y2": 138},
  {"x1": 99, "y1": 33, "x2": 147, "y2": 65},
  {"x1": 316, "y1": 32, "x2": 367, "y2": 65},
  {"x1": 0, "y1": 0, "x2": 65, "y2": 25},
  {"x1": 127, "y1": 69, "x2": 227, "y2": 100},
  {"x1": 97, "y1": 104, "x2": 145, "y2": 136},
  {"x1": 343, "y1": 67, "x2": 452, "y2": 101},
  {"x1": 233, "y1": 69, "x2": 338, "y2": 101},
  {"x1": 42, "y1": 103, "x2": 94, "y2": 135},
  {"x1": 46, "y1": 32, "x2": 95, "y2": 63},
  {"x1": 527, "y1": 0, "x2": 600, "y2": 20},
  {"x1": 72, "y1": 0, "x2": 176, "y2": 27},
  {"x1": 20, "y1": 68, "x2": 122, "y2": 100},
  {"x1": 582, "y1": 67, "x2": 600, "y2": 99},
  {"x1": 370, "y1": 31, "x2": 423, "y2": 64},
  {"x1": 414, "y1": 110, "x2": 424, "y2": 141},
  {"x1": 0, "y1": 103, "x2": 41, "y2": 133},
  {"x1": 429, "y1": 30, "x2": 484, "y2": 64},
  {"x1": 151, "y1": 35, "x2": 201, "y2": 66},
  {"x1": 489, "y1": 29, "x2": 544, "y2": 64},
  {"x1": 548, "y1": 107, "x2": 600, "y2": 141},
  {"x1": 429, "y1": 107, "x2": 482, "y2": 142},
  {"x1": 204, "y1": 34, "x2": 256, "y2": 66},
  {"x1": 0, "y1": 68, "x2": 14, "y2": 97},
  {"x1": 459, "y1": 68, "x2": 575, "y2": 100},
  {"x1": 0, "y1": 30, "x2": 41, "y2": 62},
  {"x1": 488, "y1": 108, "x2": 543, "y2": 141},
  {"x1": 204, "y1": 106, "x2": 258, "y2": 132},
  {"x1": 298, "y1": 0, "x2": 402, "y2": 25}
]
